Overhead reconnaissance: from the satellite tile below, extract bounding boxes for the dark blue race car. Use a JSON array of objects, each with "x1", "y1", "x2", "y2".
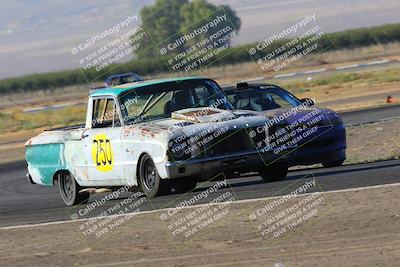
[
  {"x1": 223, "y1": 82, "x2": 346, "y2": 168},
  {"x1": 104, "y1": 72, "x2": 144, "y2": 87}
]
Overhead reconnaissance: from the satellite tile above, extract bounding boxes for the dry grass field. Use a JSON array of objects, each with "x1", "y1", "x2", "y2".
[{"x1": 1, "y1": 43, "x2": 399, "y2": 164}]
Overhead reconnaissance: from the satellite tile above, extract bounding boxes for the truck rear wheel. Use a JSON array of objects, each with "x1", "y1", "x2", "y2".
[
  {"x1": 259, "y1": 165, "x2": 288, "y2": 182},
  {"x1": 58, "y1": 172, "x2": 90, "y2": 206},
  {"x1": 139, "y1": 154, "x2": 171, "y2": 197}
]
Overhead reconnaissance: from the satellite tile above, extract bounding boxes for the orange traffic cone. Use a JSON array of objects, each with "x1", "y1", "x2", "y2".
[{"x1": 386, "y1": 95, "x2": 396, "y2": 103}]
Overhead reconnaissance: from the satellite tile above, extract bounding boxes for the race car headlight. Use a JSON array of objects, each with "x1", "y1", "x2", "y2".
[
  {"x1": 325, "y1": 112, "x2": 343, "y2": 125},
  {"x1": 329, "y1": 115, "x2": 343, "y2": 125},
  {"x1": 322, "y1": 110, "x2": 343, "y2": 125}
]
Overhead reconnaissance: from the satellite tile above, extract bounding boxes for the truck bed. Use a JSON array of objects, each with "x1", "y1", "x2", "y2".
[{"x1": 45, "y1": 124, "x2": 85, "y2": 132}]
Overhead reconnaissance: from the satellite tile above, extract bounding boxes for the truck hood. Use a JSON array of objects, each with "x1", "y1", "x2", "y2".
[
  {"x1": 122, "y1": 106, "x2": 341, "y2": 143},
  {"x1": 123, "y1": 107, "x2": 268, "y2": 141}
]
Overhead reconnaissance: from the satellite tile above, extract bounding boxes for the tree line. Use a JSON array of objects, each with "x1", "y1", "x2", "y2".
[{"x1": 1, "y1": 22, "x2": 400, "y2": 93}]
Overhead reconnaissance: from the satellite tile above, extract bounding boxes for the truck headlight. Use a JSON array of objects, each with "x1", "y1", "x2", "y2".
[
  {"x1": 168, "y1": 137, "x2": 192, "y2": 161},
  {"x1": 169, "y1": 143, "x2": 186, "y2": 160}
]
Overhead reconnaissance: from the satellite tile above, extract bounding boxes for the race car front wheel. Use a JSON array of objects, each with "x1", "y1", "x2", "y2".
[
  {"x1": 58, "y1": 172, "x2": 90, "y2": 206},
  {"x1": 259, "y1": 165, "x2": 288, "y2": 182},
  {"x1": 139, "y1": 154, "x2": 171, "y2": 197},
  {"x1": 322, "y1": 159, "x2": 345, "y2": 168}
]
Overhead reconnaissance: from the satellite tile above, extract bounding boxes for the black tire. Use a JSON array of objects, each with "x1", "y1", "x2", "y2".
[
  {"x1": 172, "y1": 178, "x2": 197, "y2": 194},
  {"x1": 221, "y1": 171, "x2": 240, "y2": 180},
  {"x1": 58, "y1": 172, "x2": 90, "y2": 206},
  {"x1": 322, "y1": 159, "x2": 344, "y2": 168},
  {"x1": 139, "y1": 154, "x2": 171, "y2": 197},
  {"x1": 259, "y1": 165, "x2": 288, "y2": 182}
]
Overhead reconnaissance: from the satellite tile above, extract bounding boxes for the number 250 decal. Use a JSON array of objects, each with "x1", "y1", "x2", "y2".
[{"x1": 91, "y1": 134, "x2": 114, "y2": 172}]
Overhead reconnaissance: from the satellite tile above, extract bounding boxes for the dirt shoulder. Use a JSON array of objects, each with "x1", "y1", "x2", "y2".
[
  {"x1": 1, "y1": 184, "x2": 400, "y2": 266},
  {"x1": 346, "y1": 118, "x2": 400, "y2": 164}
]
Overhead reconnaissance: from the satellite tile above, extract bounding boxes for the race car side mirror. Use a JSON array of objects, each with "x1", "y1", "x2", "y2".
[{"x1": 300, "y1": 98, "x2": 315, "y2": 106}]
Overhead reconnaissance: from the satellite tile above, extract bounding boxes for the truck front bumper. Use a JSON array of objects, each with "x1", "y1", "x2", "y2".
[{"x1": 163, "y1": 149, "x2": 291, "y2": 179}]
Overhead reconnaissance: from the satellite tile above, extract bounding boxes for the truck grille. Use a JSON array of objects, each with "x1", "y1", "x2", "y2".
[{"x1": 204, "y1": 127, "x2": 271, "y2": 156}]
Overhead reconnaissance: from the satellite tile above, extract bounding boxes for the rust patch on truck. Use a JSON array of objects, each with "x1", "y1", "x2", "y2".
[{"x1": 140, "y1": 127, "x2": 156, "y2": 138}]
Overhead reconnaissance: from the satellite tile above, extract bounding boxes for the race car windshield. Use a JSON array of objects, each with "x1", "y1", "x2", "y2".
[
  {"x1": 119, "y1": 79, "x2": 233, "y2": 124},
  {"x1": 229, "y1": 86, "x2": 301, "y2": 111}
]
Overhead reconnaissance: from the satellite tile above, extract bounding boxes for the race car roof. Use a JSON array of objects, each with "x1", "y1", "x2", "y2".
[{"x1": 222, "y1": 83, "x2": 279, "y2": 92}]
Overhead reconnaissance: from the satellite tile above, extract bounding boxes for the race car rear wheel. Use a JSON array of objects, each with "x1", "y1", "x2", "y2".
[
  {"x1": 259, "y1": 165, "x2": 288, "y2": 182},
  {"x1": 139, "y1": 154, "x2": 171, "y2": 197},
  {"x1": 58, "y1": 172, "x2": 90, "y2": 206}
]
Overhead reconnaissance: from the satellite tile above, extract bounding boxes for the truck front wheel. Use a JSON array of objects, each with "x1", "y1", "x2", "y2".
[
  {"x1": 58, "y1": 172, "x2": 90, "y2": 206},
  {"x1": 139, "y1": 154, "x2": 171, "y2": 197},
  {"x1": 171, "y1": 178, "x2": 197, "y2": 194}
]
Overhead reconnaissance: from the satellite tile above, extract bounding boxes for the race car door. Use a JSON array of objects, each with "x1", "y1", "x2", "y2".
[{"x1": 81, "y1": 96, "x2": 126, "y2": 186}]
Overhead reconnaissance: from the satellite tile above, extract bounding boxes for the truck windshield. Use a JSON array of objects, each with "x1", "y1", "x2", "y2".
[{"x1": 119, "y1": 79, "x2": 233, "y2": 124}]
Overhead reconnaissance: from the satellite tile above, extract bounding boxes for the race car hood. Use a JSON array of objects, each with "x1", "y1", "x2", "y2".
[{"x1": 235, "y1": 106, "x2": 341, "y2": 126}]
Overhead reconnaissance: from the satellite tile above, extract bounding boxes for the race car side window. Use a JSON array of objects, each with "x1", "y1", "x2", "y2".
[{"x1": 92, "y1": 98, "x2": 121, "y2": 128}]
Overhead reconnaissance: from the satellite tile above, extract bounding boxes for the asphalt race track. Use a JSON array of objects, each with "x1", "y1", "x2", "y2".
[
  {"x1": 0, "y1": 105, "x2": 399, "y2": 228},
  {"x1": 338, "y1": 104, "x2": 400, "y2": 125},
  {"x1": 0, "y1": 159, "x2": 399, "y2": 228}
]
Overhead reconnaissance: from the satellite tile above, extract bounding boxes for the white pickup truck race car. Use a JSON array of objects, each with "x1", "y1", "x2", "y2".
[{"x1": 25, "y1": 77, "x2": 291, "y2": 205}]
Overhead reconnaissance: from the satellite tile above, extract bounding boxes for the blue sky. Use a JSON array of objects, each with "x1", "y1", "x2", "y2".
[{"x1": 1, "y1": 0, "x2": 400, "y2": 79}]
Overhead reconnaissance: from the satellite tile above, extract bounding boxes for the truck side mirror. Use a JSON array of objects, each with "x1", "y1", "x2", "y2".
[{"x1": 300, "y1": 98, "x2": 315, "y2": 106}]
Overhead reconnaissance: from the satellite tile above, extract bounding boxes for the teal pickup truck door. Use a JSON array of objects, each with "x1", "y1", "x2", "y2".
[{"x1": 81, "y1": 97, "x2": 126, "y2": 185}]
